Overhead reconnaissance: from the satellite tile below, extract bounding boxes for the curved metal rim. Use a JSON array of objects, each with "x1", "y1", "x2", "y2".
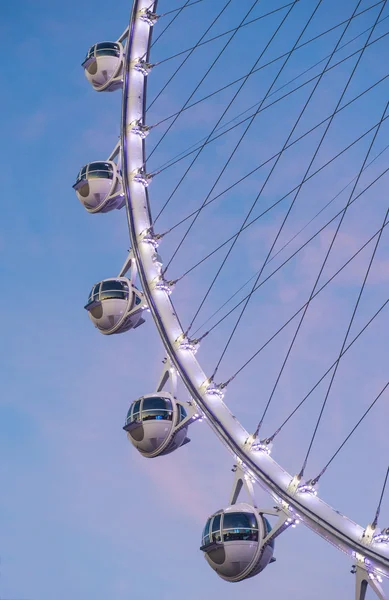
[{"x1": 120, "y1": 0, "x2": 389, "y2": 576}]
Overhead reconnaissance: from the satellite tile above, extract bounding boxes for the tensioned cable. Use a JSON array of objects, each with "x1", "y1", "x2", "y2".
[
  {"x1": 151, "y1": 5, "x2": 387, "y2": 149},
  {"x1": 372, "y1": 466, "x2": 389, "y2": 527},
  {"x1": 300, "y1": 197, "x2": 389, "y2": 478},
  {"x1": 290, "y1": 94, "x2": 389, "y2": 477},
  {"x1": 308, "y1": 382, "x2": 389, "y2": 484},
  {"x1": 257, "y1": 93, "x2": 388, "y2": 444},
  {"x1": 151, "y1": 16, "x2": 388, "y2": 201},
  {"x1": 158, "y1": 56, "x2": 389, "y2": 236},
  {"x1": 147, "y1": 0, "x2": 235, "y2": 110},
  {"x1": 268, "y1": 187, "x2": 389, "y2": 449},
  {"x1": 147, "y1": 0, "x2": 262, "y2": 143},
  {"x1": 163, "y1": 0, "x2": 323, "y2": 278},
  {"x1": 149, "y1": 0, "x2": 192, "y2": 50},
  {"x1": 264, "y1": 297, "x2": 389, "y2": 444},
  {"x1": 191, "y1": 143, "x2": 389, "y2": 337},
  {"x1": 161, "y1": 0, "x2": 208, "y2": 18},
  {"x1": 153, "y1": 0, "x2": 302, "y2": 230},
  {"x1": 185, "y1": 0, "x2": 362, "y2": 346},
  {"x1": 175, "y1": 107, "x2": 389, "y2": 288},
  {"x1": 156, "y1": 1, "x2": 383, "y2": 67},
  {"x1": 207, "y1": 164, "x2": 389, "y2": 380},
  {"x1": 218, "y1": 216, "x2": 389, "y2": 418},
  {"x1": 157, "y1": 1, "x2": 308, "y2": 66}
]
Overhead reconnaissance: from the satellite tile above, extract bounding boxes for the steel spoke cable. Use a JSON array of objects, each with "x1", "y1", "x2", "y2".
[
  {"x1": 255, "y1": 137, "x2": 389, "y2": 436},
  {"x1": 148, "y1": 0, "x2": 301, "y2": 228},
  {"x1": 185, "y1": 0, "x2": 362, "y2": 346},
  {"x1": 151, "y1": 6, "x2": 388, "y2": 145},
  {"x1": 153, "y1": 0, "x2": 302, "y2": 232},
  {"x1": 157, "y1": 1, "x2": 305, "y2": 66},
  {"x1": 182, "y1": 2, "x2": 386, "y2": 368},
  {"x1": 191, "y1": 142, "x2": 389, "y2": 338},
  {"x1": 158, "y1": 64, "x2": 389, "y2": 235},
  {"x1": 149, "y1": 0, "x2": 192, "y2": 50},
  {"x1": 147, "y1": 0, "x2": 235, "y2": 110},
  {"x1": 147, "y1": 0, "x2": 262, "y2": 148},
  {"x1": 308, "y1": 381, "x2": 389, "y2": 484},
  {"x1": 372, "y1": 466, "x2": 389, "y2": 527},
  {"x1": 151, "y1": 16, "x2": 389, "y2": 194},
  {"x1": 261, "y1": 158, "x2": 389, "y2": 441},
  {"x1": 219, "y1": 219, "x2": 389, "y2": 403},
  {"x1": 163, "y1": 0, "x2": 325, "y2": 279},
  {"x1": 292, "y1": 86, "x2": 388, "y2": 477},
  {"x1": 265, "y1": 297, "x2": 389, "y2": 444},
  {"x1": 218, "y1": 86, "x2": 386, "y2": 388},
  {"x1": 202, "y1": 165, "x2": 389, "y2": 366},
  {"x1": 174, "y1": 109, "x2": 389, "y2": 288},
  {"x1": 302, "y1": 200, "x2": 389, "y2": 480},
  {"x1": 160, "y1": 0, "x2": 208, "y2": 18}
]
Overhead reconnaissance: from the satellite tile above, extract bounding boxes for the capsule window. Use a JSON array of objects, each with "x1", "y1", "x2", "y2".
[
  {"x1": 100, "y1": 280, "x2": 129, "y2": 301},
  {"x1": 87, "y1": 162, "x2": 113, "y2": 180},
  {"x1": 211, "y1": 514, "x2": 222, "y2": 543},
  {"x1": 75, "y1": 165, "x2": 88, "y2": 186},
  {"x1": 202, "y1": 518, "x2": 211, "y2": 546},
  {"x1": 87, "y1": 283, "x2": 100, "y2": 305},
  {"x1": 131, "y1": 400, "x2": 141, "y2": 422},
  {"x1": 95, "y1": 42, "x2": 121, "y2": 58},
  {"x1": 141, "y1": 396, "x2": 173, "y2": 422},
  {"x1": 222, "y1": 512, "x2": 258, "y2": 542}
]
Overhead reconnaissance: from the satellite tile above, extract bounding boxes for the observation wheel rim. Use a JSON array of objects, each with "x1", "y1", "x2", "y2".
[{"x1": 121, "y1": 0, "x2": 389, "y2": 576}]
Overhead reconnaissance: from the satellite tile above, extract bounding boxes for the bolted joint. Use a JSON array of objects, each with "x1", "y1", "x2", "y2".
[
  {"x1": 134, "y1": 58, "x2": 154, "y2": 76},
  {"x1": 139, "y1": 8, "x2": 160, "y2": 26},
  {"x1": 178, "y1": 336, "x2": 200, "y2": 354},
  {"x1": 253, "y1": 440, "x2": 273, "y2": 455},
  {"x1": 140, "y1": 228, "x2": 160, "y2": 248},
  {"x1": 133, "y1": 169, "x2": 153, "y2": 187},
  {"x1": 202, "y1": 379, "x2": 225, "y2": 400},
  {"x1": 154, "y1": 277, "x2": 176, "y2": 294},
  {"x1": 130, "y1": 120, "x2": 151, "y2": 138}
]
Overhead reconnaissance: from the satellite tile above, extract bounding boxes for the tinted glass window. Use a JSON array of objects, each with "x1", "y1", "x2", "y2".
[
  {"x1": 211, "y1": 514, "x2": 221, "y2": 543},
  {"x1": 141, "y1": 396, "x2": 173, "y2": 421},
  {"x1": 87, "y1": 283, "x2": 100, "y2": 304},
  {"x1": 202, "y1": 519, "x2": 211, "y2": 546},
  {"x1": 88, "y1": 162, "x2": 113, "y2": 180},
  {"x1": 135, "y1": 295, "x2": 142, "y2": 306},
  {"x1": 132, "y1": 400, "x2": 141, "y2": 421},
  {"x1": 95, "y1": 42, "x2": 120, "y2": 57},
  {"x1": 100, "y1": 280, "x2": 129, "y2": 301},
  {"x1": 223, "y1": 512, "x2": 258, "y2": 542}
]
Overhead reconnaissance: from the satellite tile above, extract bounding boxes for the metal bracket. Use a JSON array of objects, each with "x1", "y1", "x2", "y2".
[
  {"x1": 117, "y1": 249, "x2": 137, "y2": 283},
  {"x1": 354, "y1": 563, "x2": 387, "y2": 600}
]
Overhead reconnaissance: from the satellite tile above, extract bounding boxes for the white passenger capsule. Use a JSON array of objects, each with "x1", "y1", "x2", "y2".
[
  {"x1": 201, "y1": 503, "x2": 274, "y2": 582},
  {"x1": 85, "y1": 278, "x2": 145, "y2": 335},
  {"x1": 123, "y1": 393, "x2": 190, "y2": 458},
  {"x1": 73, "y1": 161, "x2": 124, "y2": 213},
  {"x1": 82, "y1": 42, "x2": 123, "y2": 92}
]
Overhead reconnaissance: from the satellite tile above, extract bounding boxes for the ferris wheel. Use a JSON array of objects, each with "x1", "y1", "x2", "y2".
[{"x1": 75, "y1": 0, "x2": 389, "y2": 595}]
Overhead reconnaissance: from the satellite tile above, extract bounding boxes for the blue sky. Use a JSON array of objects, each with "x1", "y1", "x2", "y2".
[{"x1": 2, "y1": 0, "x2": 389, "y2": 598}]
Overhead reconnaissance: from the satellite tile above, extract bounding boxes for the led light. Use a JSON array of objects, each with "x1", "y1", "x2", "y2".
[{"x1": 298, "y1": 484, "x2": 318, "y2": 496}]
